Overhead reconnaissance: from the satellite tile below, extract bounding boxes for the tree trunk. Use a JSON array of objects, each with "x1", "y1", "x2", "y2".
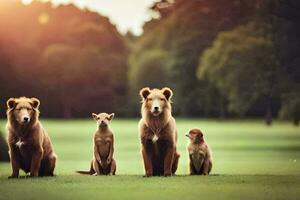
[
  {"x1": 265, "y1": 98, "x2": 272, "y2": 126},
  {"x1": 294, "y1": 118, "x2": 299, "y2": 126},
  {"x1": 294, "y1": 113, "x2": 299, "y2": 126},
  {"x1": 62, "y1": 101, "x2": 72, "y2": 118},
  {"x1": 218, "y1": 97, "x2": 226, "y2": 119}
]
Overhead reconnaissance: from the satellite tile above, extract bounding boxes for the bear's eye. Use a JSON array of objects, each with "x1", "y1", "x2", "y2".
[
  {"x1": 160, "y1": 98, "x2": 164, "y2": 101},
  {"x1": 148, "y1": 98, "x2": 153, "y2": 101}
]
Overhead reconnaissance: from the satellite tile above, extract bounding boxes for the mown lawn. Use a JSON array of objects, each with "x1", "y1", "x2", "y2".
[{"x1": 0, "y1": 119, "x2": 299, "y2": 200}]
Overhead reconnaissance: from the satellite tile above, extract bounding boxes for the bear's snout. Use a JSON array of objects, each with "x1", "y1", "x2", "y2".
[
  {"x1": 98, "y1": 120, "x2": 108, "y2": 128},
  {"x1": 23, "y1": 116, "x2": 30, "y2": 123},
  {"x1": 20, "y1": 109, "x2": 31, "y2": 124},
  {"x1": 150, "y1": 99, "x2": 163, "y2": 116},
  {"x1": 21, "y1": 115, "x2": 30, "y2": 124}
]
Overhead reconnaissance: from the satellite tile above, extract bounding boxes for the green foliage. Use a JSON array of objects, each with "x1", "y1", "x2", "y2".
[
  {"x1": 128, "y1": 49, "x2": 170, "y2": 114},
  {"x1": 129, "y1": 49, "x2": 170, "y2": 90},
  {"x1": 279, "y1": 92, "x2": 300, "y2": 125},
  {"x1": 129, "y1": 0, "x2": 259, "y2": 116},
  {"x1": 196, "y1": 0, "x2": 300, "y2": 124},
  {"x1": 128, "y1": 0, "x2": 299, "y2": 120},
  {"x1": 198, "y1": 21, "x2": 280, "y2": 116},
  {"x1": 270, "y1": 0, "x2": 300, "y2": 125}
]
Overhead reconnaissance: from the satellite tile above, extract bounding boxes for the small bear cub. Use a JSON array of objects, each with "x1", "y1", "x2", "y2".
[
  {"x1": 77, "y1": 112, "x2": 116, "y2": 175},
  {"x1": 186, "y1": 128, "x2": 212, "y2": 175}
]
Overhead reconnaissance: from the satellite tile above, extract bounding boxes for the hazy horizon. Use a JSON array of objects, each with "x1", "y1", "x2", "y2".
[{"x1": 21, "y1": 0, "x2": 159, "y2": 35}]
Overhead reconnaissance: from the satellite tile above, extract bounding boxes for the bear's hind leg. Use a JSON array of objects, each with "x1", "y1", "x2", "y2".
[
  {"x1": 109, "y1": 159, "x2": 116, "y2": 175},
  {"x1": 40, "y1": 153, "x2": 56, "y2": 176},
  {"x1": 172, "y1": 152, "x2": 180, "y2": 175}
]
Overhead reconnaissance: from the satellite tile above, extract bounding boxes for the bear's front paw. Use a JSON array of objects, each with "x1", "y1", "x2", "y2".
[
  {"x1": 30, "y1": 172, "x2": 39, "y2": 177},
  {"x1": 8, "y1": 175, "x2": 18, "y2": 179},
  {"x1": 164, "y1": 171, "x2": 172, "y2": 177},
  {"x1": 144, "y1": 170, "x2": 153, "y2": 177}
]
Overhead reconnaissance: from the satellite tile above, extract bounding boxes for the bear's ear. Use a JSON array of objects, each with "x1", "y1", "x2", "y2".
[
  {"x1": 108, "y1": 113, "x2": 115, "y2": 120},
  {"x1": 7, "y1": 98, "x2": 16, "y2": 109},
  {"x1": 92, "y1": 113, "x2": 98, "y2": 120},
  {"x1": 162, "y1": 87, "x2": 173, "y2": 101},
  {"x1": 139, "y1": 87, "x2": 151, "y2": 100},
  {"x1": 30, "y1": 98, "x2": 40, "y2": 109}
]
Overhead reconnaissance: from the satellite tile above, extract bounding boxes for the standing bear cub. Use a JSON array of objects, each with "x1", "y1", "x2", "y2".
[
  {"x1": 138, "y1": 87, "x2": 180, "y2": 177},
  {"x1": 77, "y1": 112, "x2": 116, "y2": 175},
  {"x1": 6, "y1": 97, "x2": 57, "y2": 178}
]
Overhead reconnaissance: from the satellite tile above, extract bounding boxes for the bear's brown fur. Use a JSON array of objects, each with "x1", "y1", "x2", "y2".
[
  {"x1": 138, "y1": 87, "x2": 180, "y2": 176},
  {"x1": 6, "y1": 97, "x2": 57, "y2": 178},
  {"x1": 186, "y1": 128, "x2": 213, "y2": 175}
]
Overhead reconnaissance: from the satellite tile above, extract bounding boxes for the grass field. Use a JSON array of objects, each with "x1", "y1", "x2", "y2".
[{"x1": 0, "y1": 119, "x2": 299, "y2": 200}]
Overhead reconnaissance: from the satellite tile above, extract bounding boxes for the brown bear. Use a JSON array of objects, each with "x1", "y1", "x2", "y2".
[
  {"x1": 138, "y1": 87, "x2": 180, "y2": 177},
  {"x1": 186, "y1": 128, "x2": 213, "y2": 175},
  {"x1": 6, "y1": 97, "x2": 57, "y2": 178}
]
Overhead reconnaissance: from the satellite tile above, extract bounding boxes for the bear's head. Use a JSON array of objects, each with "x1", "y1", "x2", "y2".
[
  {"x1": 186, "y1": 128, "x2": 204, "y2": 143},
  {"x1": 92, "y1": 112, "x2": 114, "y2": 129},
  {"x1": 139, "y1": 87, "x2": 173, "y2": 117},
  {"x1": 6, "y1": 97, "x2": 40, "y2": 125}
]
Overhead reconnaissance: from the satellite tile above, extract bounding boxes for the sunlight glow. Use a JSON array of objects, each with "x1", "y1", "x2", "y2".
[
  {"x1": 21, "y1": 0, "x2": 33, "y2": 5},
  {"x1": 38, "y1": 12, "x2": 50, "y2": 25},
  {"x1": 21, "y1": 0, "x2": 158, "y2": 35}
]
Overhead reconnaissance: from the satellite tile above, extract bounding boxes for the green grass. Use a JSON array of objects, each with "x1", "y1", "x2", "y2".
[{"x1": 0, "y1": 119, "x2": 299, "y2": 200}]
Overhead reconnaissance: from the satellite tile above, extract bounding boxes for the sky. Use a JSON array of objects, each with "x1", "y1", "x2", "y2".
[{"x1": 21, "y1": 0, "x2": 158, "y2": 35}]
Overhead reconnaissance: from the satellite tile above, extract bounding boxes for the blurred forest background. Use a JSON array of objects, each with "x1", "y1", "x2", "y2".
[{"x1": 0, "y1": 0, "x2": 299, "y2": 125}]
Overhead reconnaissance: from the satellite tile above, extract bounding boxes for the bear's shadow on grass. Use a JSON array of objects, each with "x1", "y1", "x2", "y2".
[
  {"x1": 7, "y1": 175, "x2": 58, "y2": 179},
  {"x1": 7, "y1": 174, "x2": 221, "y2": 179},
  {"x1": 6, "y1": 173, "x2": 292, "y2": 180},
  {"x1": 174, "y1": 174, "x2": 221, "y2": 177}
]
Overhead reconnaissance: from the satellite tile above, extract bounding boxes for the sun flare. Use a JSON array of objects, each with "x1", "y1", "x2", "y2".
[
  {"x1": 21, "y1": 0, "x2": 33, "y2": 5},
  {"x1": 38, "y1": 12, "x2": 50, "y2": 25}
]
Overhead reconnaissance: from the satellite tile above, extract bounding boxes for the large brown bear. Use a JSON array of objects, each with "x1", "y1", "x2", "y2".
[
  {"x1": 6, "y1": 97, "x2": 57, "y2": 178},
  {"x1": 138, "y1": 87, "x2": 180, "y2": 176}
]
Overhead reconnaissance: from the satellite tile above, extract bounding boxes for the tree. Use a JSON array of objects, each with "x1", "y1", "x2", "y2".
[
  {"x1": 128, "y1": 49, "x2": 170, "y2": 115},
  {"x1": 198, "y1": 21, "x2": 281, "y2": 124},
  {"x1": 129, "y1": 0, "x2": 260, "y2": 117},
  {"x1": 42, "y1": 44, "x2": 81, "y2": 118},
  {"x1": 270, "y1": 0, "x2": 300, "y2": 126},
  {"x1": 279, "y1": 92, "x2": 300, "y2": 126},
  {"x1": 0, "y1": 1, "x2": 128, "y2": 118}
]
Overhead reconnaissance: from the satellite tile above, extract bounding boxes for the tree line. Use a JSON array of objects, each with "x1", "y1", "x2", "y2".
[{"x1": 0, "y1": 0, "x2": 299, "y2": 125}]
